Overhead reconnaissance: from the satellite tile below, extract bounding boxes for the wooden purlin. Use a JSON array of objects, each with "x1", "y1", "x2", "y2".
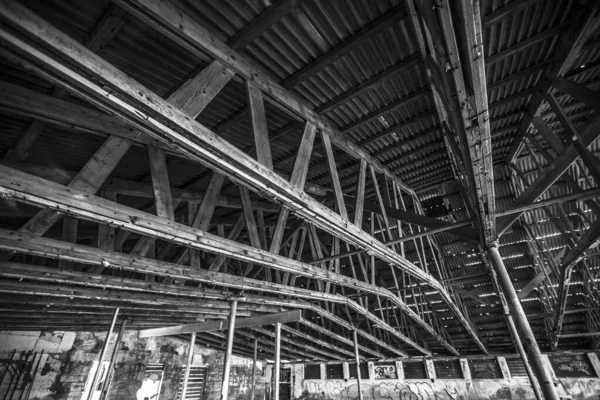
[
  {"x1": 113, "y1": 0, "x2": 415, "y2": 195},
  {"x1": 505, "y1": 3, "x2": 600, "y2": 164},
  {"x1": 0, "y1": 1, "x2": 486, "y2": 353}
]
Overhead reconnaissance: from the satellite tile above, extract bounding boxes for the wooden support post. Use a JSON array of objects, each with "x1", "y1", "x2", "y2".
[
  {"x1": 100, "y1": 318, "x2": 128, "y2": 400},
  {"x1": 273, "y1": 322, "x2": 282, "y2": 400},
  {"x1": 497, "y1": 357, "x2": 511, "y2": 380},
  {"x1": 425, "y1": 359, "x2": 436, "y2": 381},
  {"x1": 488, "y1": 244, "x2": 559, "y2": 400},
  {"x1": 181, "y1": 332, "x2": 196, "y2": 400},
  {"x1": 459, "y1": 358, "x2": 471, "y2": 381},
  {"x1": 221, "y1": 300, "x2": 238, "y2": 400},
  {"x1": 86, "y1": 308, "x2": 119, "y2": 400},
  {"x1": 250, "y1": 338, "x2": 258, "y2": 400},
  {"x1": 353, "y1": 329, "x2": 364, "y2": 400}
]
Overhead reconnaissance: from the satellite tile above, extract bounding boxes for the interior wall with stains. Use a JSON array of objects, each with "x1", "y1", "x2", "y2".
[
  {"x1": 0, "y1": 330, "x2": 265, "y2": 400},
  {"x1": 274, "y1": 359, "x2": 600, "y2": 400}
]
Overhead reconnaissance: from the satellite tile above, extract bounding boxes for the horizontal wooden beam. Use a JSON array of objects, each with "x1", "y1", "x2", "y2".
[
  {"x1": 114, "y1": 0, "x2": 414, "y2": 194},
  {"x1": 0, "y1": 1, "x2": 483, "y2": 353},
  {"x1": 140, "y1": 310, "x2": 302, "y2": 337}
]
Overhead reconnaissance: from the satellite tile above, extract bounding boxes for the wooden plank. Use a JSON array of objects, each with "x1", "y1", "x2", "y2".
[
  {"x1": 139, "y1": 310, "x2": 302, "y2": 337},
  {"x1": 18, "y1": 136, "x2": 132, "y2": 236},
  {"x1": 280, "y1": 5, "x2": 408, "y2": 89},
  {"x1": 113, "y1": 0, "x2": 414, "y2": 193},
  {"x1": 0, "y1": 3, "x2": 480, "y2": 349},
  {"x1": 497, "y1": 116, "x2": 600, "y2": 234},
  {"x1": 2, "y1": 4, "x2": 127, "y2": 162},
  {"x1": 147, "y1": 146, "x2": 175, "y2": 220},
  {"x1": 354, "y1": 159, "x2": 367, "y2": 226},
  {"x1": 0, "y1": 170, "x2": 439, "y2": 354},
  {"x1": 58, "y1": 216, "x2": 78, "y2": 270},
  {"x1": 554, "y1": 77, "x2": 600, "y2": 114},
  {"x1": 208, "y1": 214, "x2": 245, "y2": 272},
  {"x1": 321, "y1": 133, "x2": 348, "y2": 220},
  {"x1": 168, "y1": 60, "x2": 235, "y2": 117},
  {"x1": 505, "y1": 3, "x2": 600, "y2": 163},
  {"x1": 226, "y1": 0, "x2": 303, "y2": 50},
  {"x1": 270, "y1": 122, "x2": 316, "y2": 254},
  {"x1": 316, "y1": 55, "x2": 420, "y2": 114},
  {"x1": 247, "y1": 82, "x2": 273, "y2": 170}
]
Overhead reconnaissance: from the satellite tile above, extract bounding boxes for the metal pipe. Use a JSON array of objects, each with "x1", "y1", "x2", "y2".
[
  {"x1": 250, "y1": 338, "x2": 257, "y2": 400},
  {"x1": 100, "y1": 318, "x2": 128, "y2": 400},
  {"x1": 221, "y1": 299, "x2": 238, "y2": 400},
  {"x1": 353, "y1": 329, "x2": 364, "y2": 400},
  {"x1": 87, "y1": 308, "x2": 119, "y2": 400},
  {"x1": 181, "y1": 332, "x2": 196, "y2": 400},
  {"x1": 274, "y1": 323, "x2": 281, "y2": 400},
  {"x1": 487, "y1": 255, "x2": 544, "y2": 400},
  {"x1": 488, "y1": 244, "x2": 559, "y2": 400},
  {"x1": 506, "y1": 314, "x2": 543, "y2": 400}
]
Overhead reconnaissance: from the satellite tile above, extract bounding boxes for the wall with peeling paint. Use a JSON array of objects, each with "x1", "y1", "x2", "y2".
[
  {"x1": 0, "y1": 330, "x2": 265, "y2": 400},
  {"x1": 279, "y1": 361, "x2": 600, "y2": 400}
]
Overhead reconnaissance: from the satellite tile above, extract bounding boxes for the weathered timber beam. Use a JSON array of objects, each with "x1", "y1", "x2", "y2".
[
  {"x1": 0, "y1": 218, "x2": 424, "y2": 356},
  {"x1": 316, "y1": 55, "x2": 421, "y2": 115},
  {"x1": 0, "y1": 3, "x2": 483, "y2": 352},
  {"x1": 140, "y1": 310, "x2": 302, "y2": 337},
  {"x1": 554, "y1": 76, "x2": 600, "y2": 114},
  {"x1": 505, "y1": 3, "x2": 600, "y2": 163},
  {"x1": 2, "y1": 3, "x2": 127, "y2": 162},
  {"x1": 0, "y1": 6, "x2": 482, "y2": 353},
  {"x1": 0, "y1": 82, "x2": 328, "y2": 197},
  {"x1": 113, "y1": 0, "x2": 413, "y2": 193},
  {"x1": 497, "y1": 116, "x2": 600, "y2": 234},
  {"x1": 0, "y1": 259, "x2": 407, "y2": 357},
  {"x1": 225, "y1": 0, "x2": 303, "y2": 50},
  {"x1": 496, "y1": 186, "x2": 600, "y2": 217}
]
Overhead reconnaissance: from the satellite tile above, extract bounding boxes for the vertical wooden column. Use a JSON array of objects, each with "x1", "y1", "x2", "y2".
[
  {"x1": 100, "y1": 318, "x2": 128, "y2": 400},
  {"x1": 488, "y1": 244, "x2": 559, "y2": 400},
  {"x1": 353, "y1": 329, "x2": 364, "y2": 400},
  {"x1": 181, "y1": 332, "x2": 196, "y2": 400},
  {"x1": 87, "y1": 308, "x2": 119, "y2": 400},
  {"x1": 250, "y1": 338, "x2": 258, "y2": 400},
  {"x1": 221, "y1": 300, "x2": 238, "y2": 400},
  {"x1": 273, "y1": 322, "x2": 282, "y2": 400}
]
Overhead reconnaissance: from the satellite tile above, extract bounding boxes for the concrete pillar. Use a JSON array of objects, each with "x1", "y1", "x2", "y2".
[
  {"x1": 460, "y1": 358, "x2": 471, "y2": 381},
  {"x1": 274, "y1": 323, "x2": 281, "y2": 400},
  {"x1": 367, "y1": 362, "x2": 375, "y2": 381},
  {"x1": 221, "y1": 299, "x2": 238, "y2": 400},
  {"x1": 320, "y1": 364, "x2": 326, "y2": 380},
  {"x1": 394, "y1": 361, "x2": 404, "y2": 380},
  {"x1": 352, "y1": 329, "x2": 363, "y2": 400},
  {"x1": 342, "y1": 362, "x2": 349, "y2": 380},
  {"x1": 425, "y1": 359, "x2": 436, "y2": 381},
  {"x1": 497, "y1": 357, "x2": 511, "y2": 380},
  {"x1": 488, "y1": 244, "x2": 560, "y2": 400}
]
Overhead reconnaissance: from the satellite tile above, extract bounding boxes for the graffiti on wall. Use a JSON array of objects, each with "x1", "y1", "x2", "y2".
[{"x1": 303, "y1": 381, "x2": 463, "y2": 400}]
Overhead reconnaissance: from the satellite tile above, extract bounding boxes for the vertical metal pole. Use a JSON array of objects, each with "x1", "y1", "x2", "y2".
[
  {"x1": 488, "y1": 244, "x2": 559, "y2": 400},
  {"x1": 506, "y1": 314, "x2": 544, "y2": 400},
  {"x1": 181, "y1": 332, "x2": 196, "y2": 400},
  {"x1": 273, "y1": 323, "x2": 281, "y2": 400},
  {"x1": 87, "y1": 308, "x2": 119, "y2": 400},
  {"x1": 100, "y1": 318, "x2": 128, "y2": 400},
  {"x1": 250, "y1": 338, "x2": 258, "y2": 400},
  {"x1": 353, "y1": 329, "x2": 364, "y2": 400},
  {"x1": 221, "y1": 299, "x2": 238, "y2": 400}
]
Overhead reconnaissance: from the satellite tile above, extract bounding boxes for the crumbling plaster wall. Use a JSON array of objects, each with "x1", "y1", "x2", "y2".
[
  {"x1": 279, "y1": 363, "x2": 600, "y2": 400},
  {"x1": 0, "y1": 330, "x2": 265, "y2": 400}
]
